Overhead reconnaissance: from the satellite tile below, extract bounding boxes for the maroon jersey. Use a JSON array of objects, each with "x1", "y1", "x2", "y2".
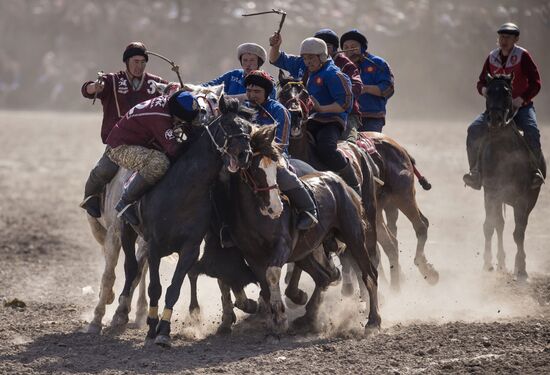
[
  {"x1": 477, "y1": 45, "x2": 541, "y2": 105},
  {"x1": 82, "y1": 71, "x2": 168, "y2": 143},
  {"x1": 106, "y1": 96, "x2": 182, "y2": 159}
]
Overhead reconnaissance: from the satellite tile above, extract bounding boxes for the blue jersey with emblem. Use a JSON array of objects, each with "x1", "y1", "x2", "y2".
[
  {"x1": 272, "y1": 52, "x2": 307, "y2": 80},
  {"x1": 245, "y1": 98, "x2": 290, "y2": 154},
  {"x1": 202, "y1": 69, "x2": 276, "y2": 99},
  {"x1": 357, "y1": 53, "x2": 394, "y2": 118},
  {"x1": 306, "y1": 60, "x2": 353, "y2": 128}
]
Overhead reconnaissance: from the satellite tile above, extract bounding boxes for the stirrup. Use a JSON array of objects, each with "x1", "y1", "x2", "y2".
[
  {"x1": 297, "y1": 210, "x2": 318, "y2": 231},
  {"x1": 80, "y1": 195, "x2": 101, "y2": 218},
  {"x1": 116, "y1": 202, "x2": 139, "y2": 225},
  {"x1": 530, "y1": 170, "x2": 545, "y2": 190},
  {"x1": 219, "y1": 225, "x2": 235, "y2": 248},
  {"x1": 463, "y1": 172, "x2": 481, "y2": 190}
]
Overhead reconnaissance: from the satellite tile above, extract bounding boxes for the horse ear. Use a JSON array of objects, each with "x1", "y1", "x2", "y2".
[
  {"x1": 219, "y1": 94, "x2": 227, "y2": 113},
  {"x1": 265, "y1": 124, "x2": 277, "y2": 144},
  {"x1": 278, "y1": 69, "x2": 286, "y2": 83}
]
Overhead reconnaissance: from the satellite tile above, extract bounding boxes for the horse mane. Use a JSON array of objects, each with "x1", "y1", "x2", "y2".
[{"x1": 250, "y1": 125, "x2": 282, "y2": 162}]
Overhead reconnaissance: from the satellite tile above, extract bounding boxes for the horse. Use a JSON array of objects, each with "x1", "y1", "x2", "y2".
[
  {"x1": 113, "y1": 95, "x2": 255, "y2": 348},
  {"x1": 219, "y1": 124, "x2": 381, "y2": 337},
  {"x1": 277, "y1": 71, "x2": 437, "y2": 291},
  {"x1": 83, "y1": 84, "x2": 224, "y2": 335},
  {"x1": 477, "y1": 74, "x2": 543, "y2": 280}
]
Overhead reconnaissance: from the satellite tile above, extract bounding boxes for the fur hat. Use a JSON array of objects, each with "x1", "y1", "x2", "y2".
[
  {"x1": 300, "y1": 37, "x2": 328, "y2": 63},
  {"x1": 123, "y1": 42, "x2": 148, "y2": 62},
  {"x1": 340, "y1": 29, "x2": 368, "y2": 51},
  {"x1": 168, "y1": 91, "x2": 199, "y2": 123},
  {"x1": 237, "y1": 43, "x2": 267, "y2": 66},
  {"x1": 314, "y1": 29, "x2": 339, "y2": 50},
  {"x1": 497, "y1": 22, "x2": 520, "y2": 36},
  {"x1": 244, "y1": 70, "x2": 274, "y2": 99}
]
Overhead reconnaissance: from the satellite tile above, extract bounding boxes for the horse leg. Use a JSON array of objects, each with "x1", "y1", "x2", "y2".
[
  {"x1": 233, "y1": 287, "x2": 258, "y2": 314},
  {"x1": 217, "y1": 279, "x2": 237, "y2": 335},
  {"x1": 284, "y1": 264, "x2": 308, "y2": 306},
  {"x1": 495, "y1": 205, "x2": 506, "y2": 272},
  {"x1": 187, "y1": 264, "x2": 201, "y2": 322},
  {"x1": 513, "y1": 203, "x2": 532, "y2": 282},
  {"x1": 483, "y1": 195, "x2": 499, "y2": 272},
  {"x1": 384, "y1": 204, "x2": 399, "y2": 238},
  {"x1": 376, "y1": 213, "x2": 401, "y2": 291},
  {"x1": 86, "y1": 224, "x2": 121, "y2": 334},
  {"x1": 396, "y1": 197, "x2": 438, "y2": 284},
  {"x1": 145, "y1": 251, "x2": 162, "y2": 345},
  {"x1": 265, "y1": 265, "x2": 288, "y2": 337},
  {"x1": 132, "y1": 238, "x2": 149, "y2": 328},
  {"x1": 110, "y1": 225, "x2": 140, "y2": 333},
  {"x1": 340, "y1": 252, "x2": 355, "y2": 296},
  {"x1": 155, "y1": 246, "x2": 200, "y2": 348},
  {"x1": 284, "y1": 263, "x2": 294, "y2": 284}
]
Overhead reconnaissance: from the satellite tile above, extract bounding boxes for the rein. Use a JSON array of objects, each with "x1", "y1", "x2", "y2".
[
  {"x1": 240, "y1": 153, "x2": 279, "y2": 194},
  {"x1": 203, "y1": 114, "x2": 250, "y2": 156}
]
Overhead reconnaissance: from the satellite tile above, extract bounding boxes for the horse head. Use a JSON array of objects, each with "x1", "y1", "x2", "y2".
[
  {"x1": 485, "y1": 73, "x2": 514, "y2": 130},
  {"x1": 238, "y1": 124, "x2": 284, "y2": 219},
  {"x1": 212, "y1": 95, "x2": 254, "y2": 173},
  {"x1": 277, "y1": 69, "x2": 312, "y2": 139}
]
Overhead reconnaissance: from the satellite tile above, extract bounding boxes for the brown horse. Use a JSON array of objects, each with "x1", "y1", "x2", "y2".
[
  {"x1": 219, "y1": 125, "x2": 381, "y2": 337},
  {"x1": 278, "y1": 72, "x2": 438, "y2": 290}
]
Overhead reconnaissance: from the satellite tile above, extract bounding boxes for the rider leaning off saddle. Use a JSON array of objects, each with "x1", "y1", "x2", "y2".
[
  {"x1": 243, "y1": 70, "x2": 318, "y2": 230},
  {"x1": 269, "y1": 33, "x2": 361, "y2": 194},
  {"x1": 200, "y1": 42, "x2": 276, "y2": 101},
  {"x1": 81, "y1": 42, "x2": 168, "y2": 143},
  {"x1": 464, "y1": 23, "x2": 545, "y2": 190},
  {"x1": 81, "y1": 91, "x2": 201, "y2": 225}
]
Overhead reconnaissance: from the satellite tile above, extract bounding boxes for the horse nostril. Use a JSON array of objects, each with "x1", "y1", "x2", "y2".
[{"x1": 268, "y1": 208, "x2": 273, "y2": 214}]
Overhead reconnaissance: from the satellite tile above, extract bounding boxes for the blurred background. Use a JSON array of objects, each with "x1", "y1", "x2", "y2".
[{"x1": 0, "y1": 0, "x2": 548, "y2": 121}]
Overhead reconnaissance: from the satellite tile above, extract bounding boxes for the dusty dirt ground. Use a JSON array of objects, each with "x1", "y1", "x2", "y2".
[{"x1": 0, "y1": 110, "x2": 549, "y2": 374}]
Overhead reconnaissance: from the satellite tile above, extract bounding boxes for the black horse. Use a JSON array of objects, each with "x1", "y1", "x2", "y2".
[
  {"x1": 115, "y1": 96, "x2": 255, "y2": 347},
  {"x1": 220, "y1": 125, "x2": 381, "y2": 337},
  {"x1": 478, "y1": 74, "x2": 544, "y2": 280}
]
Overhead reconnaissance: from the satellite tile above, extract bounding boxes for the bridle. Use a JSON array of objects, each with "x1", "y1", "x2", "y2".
[
  {"x1": 486, "y1": 80, "x2": 516, "y2": 126},
  {"x1": 203, "y1": 114, "x2": 251, "y2": 160},
  {"x1": 279, "y1": 81, "x2": 312, "y2": 118},
  {"x1": 240, "y1": 152, "x2": 279, "y2": 194}
]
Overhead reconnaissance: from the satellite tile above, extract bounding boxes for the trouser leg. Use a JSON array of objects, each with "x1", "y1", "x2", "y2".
[{"x1": 81, "y1": 150, "x2": 119, "y2": 217}]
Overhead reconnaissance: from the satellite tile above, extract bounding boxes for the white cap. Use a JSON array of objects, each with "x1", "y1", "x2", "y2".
[
  {"x1": 300, "y1": 37, "x2": 328, "y2": 63},
  {"x1": 237, "y1": 43, "x2": 267, "y2": 65}
]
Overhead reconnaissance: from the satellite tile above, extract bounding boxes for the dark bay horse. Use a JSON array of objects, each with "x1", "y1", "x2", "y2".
[
  {"x1": 278, "y1": 72, "x2": 437, "y2": 290},
  {"x1": 477, "y1": 74, "x2": 543, "y2": 280},
  {"x1": 115, "y1": 96, "x2": 255, "y2": 347},
  {"x1": 221, "y1": 125, "x2": 381, "y2": 337}
]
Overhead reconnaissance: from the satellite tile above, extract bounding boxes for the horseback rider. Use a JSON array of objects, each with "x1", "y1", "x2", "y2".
[
  {"x1": 200, "y1": 43, "x2": 276, "y2": 100},
  {"x1": 80, "y1": 91, "x2": 201, "y2": 225},
  {"x1": 340, "y1": 29, "x2": 395, "y2": 133},
  {"x1": 463, "y1": 23, "x2": 545, "y2": 190},
  {"x1": 81, "y1": 42, "x2": 168, "y2": 143},
  {"x1": 244, "y1": 70, "x2": 318, "y2": 230},
  {"x1": 269, "y1": 34, "x2": 360, "y2": 193}
]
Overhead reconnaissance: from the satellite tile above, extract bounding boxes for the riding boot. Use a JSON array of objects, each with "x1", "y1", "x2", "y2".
[
  {"x1": 219, "y1": 224, "x2": 235, "y2": 249},
  {"x1": 80, "y1": 154, "x2": 119, "y2": 217},
  {"x1": 530, "y1": 149, "x2": 546, "y2": 190},
  {"x1": 115, "y1": 173, "x2": 153, "y2": 225},
  {"x1": 337, "y1": 161, "x2": 361, "y2": 195},
  {"x1": 284, "y1": 187, "x2": 318, "y2": 231},
  {"x1": 463, "y1": 141, "x2": 482, "y2": 190}
]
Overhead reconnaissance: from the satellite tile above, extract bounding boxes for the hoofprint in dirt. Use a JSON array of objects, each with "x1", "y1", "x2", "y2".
[{"x1": 0, "y1": 110, "x2": 549, "y2": 374}]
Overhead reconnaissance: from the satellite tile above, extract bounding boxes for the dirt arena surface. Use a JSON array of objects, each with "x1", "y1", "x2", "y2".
[{"x1": 1, "y1": 110, "x2": 549, "y2": 374}]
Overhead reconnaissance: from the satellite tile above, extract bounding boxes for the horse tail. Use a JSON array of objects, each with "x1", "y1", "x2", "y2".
[{"x1": 403, "y1": 148, "x2": 432, "y2": 191}]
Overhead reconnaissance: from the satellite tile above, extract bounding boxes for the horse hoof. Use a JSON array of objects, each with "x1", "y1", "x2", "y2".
[
  {"x1": 189, "y1": 307, "x2": 201, "y2": 323},
  {"x1": 364, "y1": 324, "x2": 381, "y2": 337},
  {"x1": 264, "y1": 333, "x2": 281, "y2": 344},
  {"x1": 292, "y1": 316, "x2": 317, "y2": 333},
  {"x1": 216, "y1": 325, "x2": 232, "y2": 335},
  {"x1": 154, "y1": 334, "x2": 171, "y2": 348},
  {"x1": 514, "y1": 272, "x2": 529, "y2": 283},
  {"x1": 483, "y1": 264, "x2": 494, "y2": 272},
  {"x1": 425, "y1": 270, "x2": 440, "y2": 285},
  {"x1": 341, "y1": 283, "x2": 354, "y2": 297},
  {"x1": 235, "y1": 299, "x2": 258, "y2": 314},
  {"x1": 285, "y1": 289, "x2": 308, "y2": 306},
  {"x1": 144, "y1": 337, "x2": 156, "y2": 348},
  {"x1": 83, "y1": 323, "x2": 102, "y2": 334}
]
